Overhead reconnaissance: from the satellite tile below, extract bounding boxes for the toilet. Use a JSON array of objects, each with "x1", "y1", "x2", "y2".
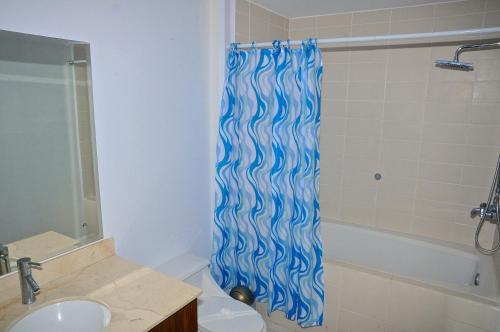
[{"x1": 156, "y1": 254, "x2": 266, "y2": 332}]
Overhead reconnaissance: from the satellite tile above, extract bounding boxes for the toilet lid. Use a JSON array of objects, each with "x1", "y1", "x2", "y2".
[{"x1": 198, "y1": 296, "x2": 265, "y2": 332}]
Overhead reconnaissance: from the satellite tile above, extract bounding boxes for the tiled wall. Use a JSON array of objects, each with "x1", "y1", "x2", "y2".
[
  {"x1": 235, "y1": 0, "x2": 288, "y2": 43},
  {"x1": 288, "y1": 0, "x2": 500, "y2": 247},
  {"x1": 258, "y1": 261, "x2": 500, "y2": 332}
]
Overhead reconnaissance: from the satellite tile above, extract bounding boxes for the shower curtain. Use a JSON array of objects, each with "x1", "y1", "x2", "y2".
[{"x1": 211, "y1": 39, "x2": 324, "y2": 328}]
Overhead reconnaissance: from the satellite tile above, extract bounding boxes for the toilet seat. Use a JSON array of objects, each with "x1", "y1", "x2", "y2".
[{"x1": 198, "y1": 296, "x2": 266, "y2": 332}]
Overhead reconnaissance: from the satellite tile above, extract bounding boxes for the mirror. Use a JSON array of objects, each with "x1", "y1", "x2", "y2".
[{"x1": 0, "y1": 30, "x2": 102, "y2": 274}]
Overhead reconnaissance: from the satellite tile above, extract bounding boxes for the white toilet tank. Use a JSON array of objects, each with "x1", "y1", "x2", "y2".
[
  {"x1": 155, "y1": 254, "x2": 229, "y2": 298},
  {"x1": 156, "y1": 254, "x2": 208, "y2": 281}
]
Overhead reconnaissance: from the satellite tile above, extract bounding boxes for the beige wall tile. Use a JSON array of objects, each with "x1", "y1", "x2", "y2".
[
  {"x1": 420, "y1": 142, "x2": 466, "y2": 164},
  {"x1": 464, "y1": 145, "x2": 499, "y2": 166},
  {"x1": 416, "y1": 181, "x2": 485, "y2": 205},
  {"x1": 236, "y1": 10, "x2": 250, "y2": 38},
  {"x1": 289, "y1": 17, "x2": 315, "y2": 30},
  {"x1": 433, "y1": 13, "x2": 484, "y2": 31},
  {"x1": 321, "y1": 99, "x2": 347, "y2": 117},
  {"x1": 484, "y1": 10, "x2": 500, "y2": 27},
  {"x1": 351, "y1": 22, "x2": 391, "y2": 36},
  {"x1": 486, "y1": 0, "x2": 500, "y2": 10},
  {"x1": 235, "y1": 0, "x2": 249, "y2": 15},
  {"x1": 466, "y1": 124, "x2": 500, "y2": 146},
  {"x1": 353, "y1": 9, "x2": 391, "y2": 24},
  {"x1": 473, "y1": 81, "x2": 500, "y2": 102},
  {"x1": 348, "y1": 82, "x2": 385, "y2": 101},
  {"x1": 391, "y1": 4, "x2": 435, "y2": 21},
  {"x1": 338, "y1": 309, "x2": 385, "y2": 332},
  {"x1": 384, "y1": 102, "x2": 424, "y2": 122},
  {"x1": 386, "y1": 82, "x2": 426, "y2": 102},
  {"x1": 250, "y1": 3, "x2": 270, "y2": 22},
  {"x1": 413, "y1": 216, "x2": 455, "y2": 241},
  {"x1": 418, "y1": 162, "x2": 463, "y2": 184},
  {"x1": 424, "y1": 103, "x2": 468, "y2": 124},
  {"x1": 427, "y1": 82, "x2": 473, "y2": 103},
  {"x1": 322, "y1": 115, "x2": 346, "y2": 136},
  {"x1": 317, "y1": 25, "x2": 351, "y2": 39},
  {"x1": 444, "y1": 295, "x2": 499, "y2": 331},
  {"x1": 382, "y1": 121, "x2": 421, "y2": 141},
  {"x1": 389, "y1": 280, "x2": 445, "y2": 331},
  {"x1": 468, "y1": 103, "x2": 500, "y2": 125},
  {"x1": 317, "y1": 13, "x2": 352, "y2": 28},
  {"x1": 346, "y1": 101, "x2": 384, "y2": 119},
  {"x1": 269, "y1": 24, "x2": 287, "y2": 40},
  {"x1": 346, "y1": 117, "x2": 382, "y2": 137},
  {"x1": 474, "y1": 58, "x2": 500, "y2": 81},
  {"x1": 461, "y1": 165, "x2": 496, "y2": 186},
  {"x1": 340, "y1": 268, "x2": 391, "y2": 321},
  {"x1": 422, "y1": 123, "x2": 467, "y2": 144},
  {"x1": 390, "y1": 18, "x2": 434, "y2": 34},
  {"x1": 434, "y1": 0, "x2": 486, "y2": 17},
  {"x1": 387, "y1": 61, "x2": 430, "y2": 82},
  {"x1": 381, "y1": 139, "x2": 420, "y2": 160},
  {"x1": 323, "y1": 82, "x2": 348, "y2": 100},
  {"x1": 349, "y1": 62, "x2": 386, "y2": 81},
  {"x1": 388, "y1": 46, "x2": 432, "y2": 63},
  {"x1": 269, "y1": 11, "x2": 287, "y2": 29},
  {"x1": 344, "y1": 136, "x2": 380, "y2": 159},
  {"x1": 323, "y1": 51, "x2": 351, "y2": 64},
  {"x1": 350, "y1": 48, "x2": 388, "y2": 63},
  {"x1": 323, "y1": 63, "x2": 349, "y2": 82},
  {"x1": 234, "y1": 33, "x2": 249, "y2": 43},
  {"x1": 414, "y1": 198, "x2": 466, "y2": 223},
  {"x1": 379, "y1": 158, "x2": 419, "y2": 178},
  {"x1": 375, "y1": 209, "x2": 414, "y2": 232},
  {"x1": 289, "y1": 28, "x2": 316, "y2": 40}
]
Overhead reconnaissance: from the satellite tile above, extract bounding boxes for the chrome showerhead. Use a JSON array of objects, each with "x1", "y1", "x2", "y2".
[
  {"x1": 435, "y1": 41, "x2": 500, "y2": 71},
  {"x1": 435, "y1": 59, "x2": 474, "y2": 71}
]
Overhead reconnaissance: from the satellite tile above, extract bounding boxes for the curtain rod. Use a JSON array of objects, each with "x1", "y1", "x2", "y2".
[{"x1": 234, "y1": 27, "x2": 500, "y2": 49}]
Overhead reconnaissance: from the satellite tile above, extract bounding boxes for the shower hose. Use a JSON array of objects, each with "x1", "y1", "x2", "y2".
[{"x1": 475, "y1": 154, "x2": 500, "y2": 255}]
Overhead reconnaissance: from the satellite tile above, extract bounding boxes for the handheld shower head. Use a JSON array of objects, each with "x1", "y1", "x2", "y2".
[{"x1": 435, "y1": 59, "x2": 474, "y2": 71}]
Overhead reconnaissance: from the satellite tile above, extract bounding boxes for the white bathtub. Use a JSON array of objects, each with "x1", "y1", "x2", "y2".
[{"x1": 321, "y1": 219, "x2": 499, "y2": 305}]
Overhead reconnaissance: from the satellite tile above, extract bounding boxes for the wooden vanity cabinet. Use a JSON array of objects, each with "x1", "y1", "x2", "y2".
[{"x1": 149, "y1": 299, "x2": 198, "y2": 332}]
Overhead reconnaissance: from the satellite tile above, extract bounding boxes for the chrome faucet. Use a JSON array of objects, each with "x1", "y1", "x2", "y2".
[
  {"x1": 17, "y1": 257, "x2": 42, "y2": 305},
  {"x1": 0, "y1": 244, "x2": 11, "y2": 276},
  {"x1": 471, "y1": 202, "x2": 498, "y2": 222}
]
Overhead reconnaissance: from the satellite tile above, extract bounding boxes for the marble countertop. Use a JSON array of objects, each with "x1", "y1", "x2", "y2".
[{"x1": 0, "y1": 244, "x2": 201, "y2": 331}]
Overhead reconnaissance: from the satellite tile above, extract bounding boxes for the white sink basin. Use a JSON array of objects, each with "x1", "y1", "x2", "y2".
[{"x1": 9, "y1": 299, "x2": 111, "y2": 332}]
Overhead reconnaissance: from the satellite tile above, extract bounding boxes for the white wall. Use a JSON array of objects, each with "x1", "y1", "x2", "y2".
[{"x1": 0, "y1": 0, "x2": 225, "y2": 266}]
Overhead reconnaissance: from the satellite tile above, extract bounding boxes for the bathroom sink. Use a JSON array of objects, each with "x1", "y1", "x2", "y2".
[{"x1": 8, "y1": 299, "x2": 111, "y2": 332}]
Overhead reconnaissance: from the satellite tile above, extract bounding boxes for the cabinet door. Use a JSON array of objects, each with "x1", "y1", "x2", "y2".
[{"x1": 149, "y1": 299, "x2": 197, "y2": 332}]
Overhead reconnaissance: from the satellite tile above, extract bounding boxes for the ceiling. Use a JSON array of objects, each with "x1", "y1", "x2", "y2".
[{"x1": 251, "y1": 0, "x2": 451, "y2": 18}]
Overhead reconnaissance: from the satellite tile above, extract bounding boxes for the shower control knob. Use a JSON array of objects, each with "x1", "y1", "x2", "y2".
[{"x1": 471, "y1": 203, "x2": 487, "y2": 219}]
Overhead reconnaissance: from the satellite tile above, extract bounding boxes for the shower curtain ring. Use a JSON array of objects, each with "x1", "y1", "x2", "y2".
[{"x1": 230, "y1": 42, "x2": 239, "y2": 52}]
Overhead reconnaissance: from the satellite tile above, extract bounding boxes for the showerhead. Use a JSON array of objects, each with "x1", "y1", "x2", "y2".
[
  {"x1": 435, "y1": 59, "x2": 474, "y2": 71},
  {"x1": 435, "y1": 41, "x2": 500, "y2": 71}
]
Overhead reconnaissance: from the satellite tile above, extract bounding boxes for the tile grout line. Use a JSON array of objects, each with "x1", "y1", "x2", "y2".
[
  {"x1": 410, "y1": 6, "x2": 436, "y2": 235},
  {"x1": 373, "y1": 9, "x2": 392, "y2": 229}
]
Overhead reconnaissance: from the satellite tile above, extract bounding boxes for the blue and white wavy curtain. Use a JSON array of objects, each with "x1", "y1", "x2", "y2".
[{"x1": 210, "y1": 39, "x2": 324, "y2": 328}]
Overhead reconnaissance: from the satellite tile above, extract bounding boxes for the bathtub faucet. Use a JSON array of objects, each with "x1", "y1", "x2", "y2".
[{"x1": 471, "y1": 202, "x2": 498, "y2": 223}]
